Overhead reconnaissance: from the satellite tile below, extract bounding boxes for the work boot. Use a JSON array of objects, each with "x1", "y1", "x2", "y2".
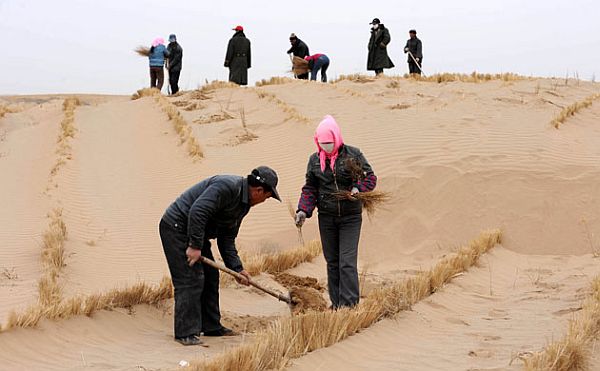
[
  {"x1": 175, "y1": 335, "x2": 203, "y2": 346},
  {"x1": 203, "y1": 327, "x2": 238, "y2": 337}
]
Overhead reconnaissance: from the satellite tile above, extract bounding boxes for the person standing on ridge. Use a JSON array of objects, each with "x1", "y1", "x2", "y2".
[
  {"x1": 404, "y1": 29, "x2": 423, "y2": 75},
  {"x1": 295, "y1": 115, "x2": 377, "y2": 309},
  {"x1": 367, "y1": 18, "x2": 394, "y2": 76},
  {"x1": 288, "y1": 33, "x2": 310, "y2": 79},
  {"x1": 149, "y1": 37, "x2": 169, "y2": 90},
  {"x1": 166, "y1": 34, "x2": 183, "y2": 94},
  {"x1": 225, "y1": 25, "x2": 251, "y2": 86}
]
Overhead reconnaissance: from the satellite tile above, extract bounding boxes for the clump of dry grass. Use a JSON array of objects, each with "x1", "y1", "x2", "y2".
[
  {"x1": 255, "y1": 77, "x2": 294, "y2": 87},
  {"x1": 524, "y1": 276, "x2": 600, "y2": 370},
  {"x1": 330, "y1": 74, "x2": 375, "y2": 84},
  {"x1": 407, "y1": 72, "x2": 527, "y2": 83},
  {"x1": 134, "y1": 45, "x2": 150, "y2": 57},
  {"x1": 131, "y1": 87, "x2": 161, "y2": 100},
  {"x1": 254, "y1": 89, "x2": 311, "y2": 124},
  {"x1": 39, "y1": 208, "x2": 68, "y2": 307},
  {"x1": 551, "y1": 93, "x2": 600, "y2": 129},
  {"x1": 199, "y1": 80, "x2": 238, "y2": 94},
  {"x1": 333, "y1": 190, "x2": 392, "y2": 217},
  {"x1": 0, "y1": 104, "x2": 22, "y2": 118},
  {"x1": 292, "y1": 57, "x2": 309, "y2": 76},
  {"x1": 152, "y1": 93, "x2": 204, "y2": 160},
  {"x1": 50, "y1": 97, "x2": 80, "y2": 178},
  {"x1": 221, "y1": 241, "x2": 322, "y2": 286},
  {"x1": 194, "y1": 230, "x2": 501, "y2": 371},
  {"x1": 389, "y1": 103, "x2": 411, "y2": 110},
  {"x1": 287, "y1": 200, "x2": 305, "y2": 245}
]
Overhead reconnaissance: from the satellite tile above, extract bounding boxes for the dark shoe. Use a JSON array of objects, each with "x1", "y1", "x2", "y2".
[
  {"x1": 203, "y1": 327, "x2": 238, "y2": 337},
  {"x1": 175, "y1": 335, "x2": 203, "y2": 346}
]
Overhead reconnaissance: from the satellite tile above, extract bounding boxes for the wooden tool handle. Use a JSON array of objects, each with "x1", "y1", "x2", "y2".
[{"x1": 199, "y1": 256, "x2": 292, "y2": 304}]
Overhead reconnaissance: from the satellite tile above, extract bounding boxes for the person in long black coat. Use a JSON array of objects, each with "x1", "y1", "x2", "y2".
[
  {"x1": 367, "y1": 18, "x2": 394, "y2": 75},
  {"x1": 287, "y1": 33, "x2": 310, "y2": 80},
  {"x1": 224, "y1": 26, "x2": 251, "y2": 86},
  {"x1": 404, "y1": 29, "x2": 423, "y2": 75},
  {"x1": 167, "y1": 34, "x2": 183, "y2": 94}
]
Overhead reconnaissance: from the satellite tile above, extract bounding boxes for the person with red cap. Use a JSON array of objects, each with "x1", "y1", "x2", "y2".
[
  {"x1": 224, "y1": 25, "x2": 251, "y2": 85},
  {"x1": 295, "y1": 115, "x2": 377, "y2": 309}
]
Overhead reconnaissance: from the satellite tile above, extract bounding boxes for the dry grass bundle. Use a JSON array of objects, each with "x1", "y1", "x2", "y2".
[
  {"x1": 407, "y1": 72, "x2": 527, "y2": 83},
  {"x1": 0, "y1": 104, "x2": 21, "y2": 118},
  {"x1": 333, "y1": 190, "x2": 392, "y2": 217},
  {"x1": 254, "y1": 89, "x2": 311, "y2": 124},
  {"x1": 330, "y1": 74, "x2": 375, "y2": 84},
  {"x1": 551, "y1": 93, "x2": 600, "y2": 129},
  {"x1": 194, "y1": 230, "x2": 501, "y2": 371},
  {"x1": 131, "y1": 87, "x2": 160, "y2": 100},
  {"x1": 199, "y1": 80, "x2": 238, "y2": 94},
  {"x1": 134, "y1": 45, "x2": 150, "y2": 57},
  {"x1": 152, "y1": 94, "x2": 204, "y2": 160},
  {"x1": 49, "y1": 98, "x2": 79, "y2": 179},
  {"x1": 524, "y1": 276, "x2": 600, "y2": 370},
  {"x1": 292, "y1": 56, "x2": 309, "y2": 75},
  {"x1": 287, "y1": 200, "x2": 305, "y2": 245},
  {"x1": 389, "y1": 103, "x2": 411, "y2": 110},
  {"x1": 255, "y1": 76, "x2": 294, "y2": 87},
  {"x1": 39, "y1": 208, "x2": 67, "y2": 307},
  {"x1": 221, "y1": 241, "x2": 322, "y2": 286}
]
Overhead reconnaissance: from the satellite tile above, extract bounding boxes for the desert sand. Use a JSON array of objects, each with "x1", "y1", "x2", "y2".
[{"x1": 1, "y1": 75, "x2": 599, "y2": 370}]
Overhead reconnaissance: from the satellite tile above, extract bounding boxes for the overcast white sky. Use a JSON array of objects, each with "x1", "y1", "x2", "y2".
[{"x1": 1, "y1": 0, "x2": 599, "y2": 95}]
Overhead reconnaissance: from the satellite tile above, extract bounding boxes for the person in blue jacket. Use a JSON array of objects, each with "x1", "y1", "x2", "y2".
[{"x1": 149, "y1": 37, "x2": 169, "y2": 91}]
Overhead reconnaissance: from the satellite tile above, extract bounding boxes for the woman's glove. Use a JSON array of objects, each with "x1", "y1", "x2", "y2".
[
  {"x1": 351, "y1": 187, "x2": 360, "y2": 196},
  {"x1": 295, "y1": 211, "x2": 307, "y2": 227}
]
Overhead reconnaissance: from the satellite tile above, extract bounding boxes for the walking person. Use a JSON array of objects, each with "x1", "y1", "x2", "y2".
[
  {"x1": 287, "y1": 33, "x2": 310, "y2": 80},
  {"x1": 166, "y1": 34, "x2": 183, "y2": 94},
  {"x1": 295, "y1": 115, "x2": 377, "y2": 309},
  {"x1": 367, "y1": 18, "x2": 394, "y2": 76},
  {"x1": 160, "y1": 166, "x2": 281, "y2": 345},
  {"x1": 404, "y1": 29, "x2": 423, "y2": 75},
  {"x1": 305, "y1": 53, "x2": 330, "y2": 82},
  {"x1": 224, "y1": 25, "x2": 251, "y2": 86},
  {"x1": 149, "y1": 37, "x2": 169, "y2": 90}
]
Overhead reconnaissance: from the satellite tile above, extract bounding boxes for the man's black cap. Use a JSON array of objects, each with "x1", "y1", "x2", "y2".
[
  {"x1": 369, "y1": 18, "x2": 381, "y2": 25},
  {"x1": 250, "y1": 166, "x2": 281, "y2": 202},
  {"x1": 409, "y1": 29, "x2": 417, "y2": 34}
]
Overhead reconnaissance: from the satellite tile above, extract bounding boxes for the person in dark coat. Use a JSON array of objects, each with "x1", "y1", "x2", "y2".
[
  {"x1": 404, "y1": 29, "x2": 423, "y2": 75},
  {"x1": 305, "y1": 53, "x2": 330, "y2": 82},
  {"x1": 167, "y1": 34, "x2": 183, "y2": 94},
  {"x1": 287, "y1": 33, "x2": 310, "y2": 80},
  {"x1": 160, "y1": 166, "x2": 281, "y2": 346},
  {"x1": 367, "y1": 18, "x2": 394, "y2": 75},
  {"x1": 295, "y1": 115, "x2": 377, "y2": 309},
  {"x1": 224, "y1": 26, "x2": 251, "y2": 86}
]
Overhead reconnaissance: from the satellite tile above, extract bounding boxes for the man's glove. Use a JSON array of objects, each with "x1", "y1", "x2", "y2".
[
  {"x1": 404, "y1": 47, "x2": 409, "y2": 53},
  {"x1": 415, "y1": 58, "x2": 420, "y2": 62},
  {"x1": 295, "y1": 211, "x2": 307, "y2": 227}
]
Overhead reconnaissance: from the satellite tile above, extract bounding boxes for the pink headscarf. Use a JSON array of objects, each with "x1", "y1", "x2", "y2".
[
  {"x1": 314, "y1": 115, "x2": 344, "y2": 172},
  {"x1": 152, "y1": 37, "x2": 165, "y2": 47}
]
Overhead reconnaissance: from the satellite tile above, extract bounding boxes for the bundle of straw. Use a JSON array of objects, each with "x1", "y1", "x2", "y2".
[
  {"x1": 134, "y1": 46, "x2": 151, "y2": 57},
  {"x1": 292, "y1": 56, "x2": 309, "y2": 75},
  {"x1": 333, "y1": 190, "x2": 391, "y2": 217},
  {"x1": 287, "y1": 200, "x2": 305, "y2": 245}
]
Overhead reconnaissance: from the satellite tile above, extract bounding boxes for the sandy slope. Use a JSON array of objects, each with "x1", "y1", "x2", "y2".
[{"x1": 0, "y1": 77, "x2": 599, "y2": 370}]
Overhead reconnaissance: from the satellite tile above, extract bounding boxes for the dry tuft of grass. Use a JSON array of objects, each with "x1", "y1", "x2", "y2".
[
  {"x1": 49, "y1": 97, "x2": 80, "y2": 180},
  {"x1": 134, "y1": 45, "x2": 150, "y2": 57},
  {"x1": 333, "y1": 190, "x2": 392, "y2": 218},
  {"x1": 199, "y1": 80, "x2": 238, "y2": 94},
  {"x1": 0, "y1": 104, "x2": 22, "y2": 118},
  {"x1": 254, "y1": 89, "x2": 312, "y2": 124},
  {"x1": 406, "y1": 72, "x2": 527, "y2": 83},
  {"x1": 524, "y1": 276, "x2": 600, "y2": 370},
  {"x1": 287, "y1": 200, "x2": 304, "y2": 245},
  {"x1": 131, "y1": 87, "x2": 161, "y2": 100},
  {"x1": 221, "y1": 241, "x2": 322, "y2": 286},
  {"x1": 194, "y1": 230, "x2": 501, "y2": 371},
  {"x1": 255, "y1": 77, "x2": 295, "y2": 87},
  {"x1": 331, "y1": 74, "x2": 376, "y2": 84},
  {"x1": 551, "y1": 93, "x2": 600, "y2": 129},
  {"x1": 39, "y1": 208, "x2": 68, "y2": 307},
  {"x1": 389, "y1": 103, "x2": 411, "y2": 110}
]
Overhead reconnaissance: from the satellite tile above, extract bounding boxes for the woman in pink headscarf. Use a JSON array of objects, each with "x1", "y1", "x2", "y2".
[
  {"x1": 148, "y1": 37, "x2": 170, "y2": 90},
  {"x1": 296, "y1": 115, "x2": 377, "y2": 308}
]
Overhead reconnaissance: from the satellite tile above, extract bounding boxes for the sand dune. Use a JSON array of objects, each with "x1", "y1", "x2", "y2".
[{"x1": 1, "y1": 76, "x2": 599, "y2": 370}]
